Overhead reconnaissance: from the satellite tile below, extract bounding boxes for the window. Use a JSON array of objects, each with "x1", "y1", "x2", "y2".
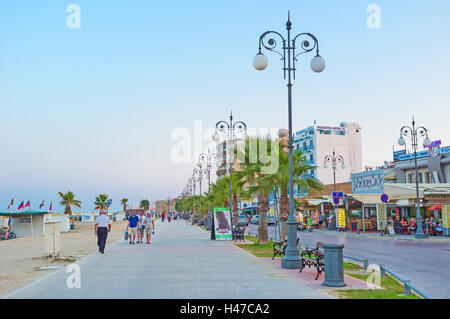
[
  {"x1": 425, "y1": 172, "x2": 430, "y2": 183},
  {"x1": 309, "y1": 140, "x2": 313, "y2": 147},
  {"x1": 303, "y1": 142, "x2": 306, "y2": 148},
  {"x1": 418, "y1": 173, "x2": 423, "y2": 183}
]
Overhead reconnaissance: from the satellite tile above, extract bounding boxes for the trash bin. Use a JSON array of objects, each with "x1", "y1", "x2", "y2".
[
  {"x1": 328, "y1": 215, "x2": 336, "y2": 230},
  {"x1": 322, "y1": 243, "x2": 346, "y2": 287}
]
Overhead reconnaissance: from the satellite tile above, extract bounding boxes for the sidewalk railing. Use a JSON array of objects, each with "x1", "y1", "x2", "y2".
[{"x1": 379, "y1": 264, "x2": 431, "y2": 299}]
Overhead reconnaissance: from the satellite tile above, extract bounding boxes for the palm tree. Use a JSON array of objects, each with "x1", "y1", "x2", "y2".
[
  {"x1": 140, "y1": 199, "x2": 150, "y2": 210},
  {"x1": 209, "y1": 174, "x2": 247, "y2": 223},
  {"x1": 58, "y1": 191, "x2": 82, "y2": 216},
  {"x1": 268, "y1": 139, "x2": 322, "y2": 240},
  {"x1": 237, "y1": 137, "x2": 276, "y2": 245},
  {"x1": 94, "y1": 194, "x2": 109, "y2": 210},
  {"x1": 120, "y1": 198, "x2": 128, "y2": 212}
]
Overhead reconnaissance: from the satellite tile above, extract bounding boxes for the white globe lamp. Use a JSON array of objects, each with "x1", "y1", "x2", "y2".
[
  {"x1": 253, "y1": 53, "x2": 268, "y2": 71},
  {"x1": 310, "y1": 55, "x2": 326, "y2": 73}
]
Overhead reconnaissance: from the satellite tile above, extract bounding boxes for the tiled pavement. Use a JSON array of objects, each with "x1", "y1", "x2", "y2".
[{"x1": 5, "y1": 220, "x2": 330, "y2": 299}]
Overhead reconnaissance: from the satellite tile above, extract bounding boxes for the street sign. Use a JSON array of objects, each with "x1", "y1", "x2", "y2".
[
  {"x1": 332, "y1": 192, "x2": 344, "y2": 205},
  {"x1": 381, "y1": 194, "x2": 389, "y2": 203}
]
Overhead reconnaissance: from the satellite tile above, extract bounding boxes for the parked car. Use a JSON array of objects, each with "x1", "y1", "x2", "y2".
[
  {"x1": 267, "y1": 216, "x2": 276, "y2": 225},
  {"x1": 237, "y1": 214, "x2": 250, "y2": 225},
  {"x1": 250, "y1": 215, "x2": 259, "y2": 224}
]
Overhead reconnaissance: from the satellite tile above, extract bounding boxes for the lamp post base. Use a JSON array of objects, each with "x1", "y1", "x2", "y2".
[
  {"x1": 281, "y1": 256, "x2": 302, "y2": 269},
  {"x1": 281, "y1": 219, "x2": 301, "y2": 269},
  {"x1": 414, "y1": 232, "x2": 426, "y2": 239},
  {"x1": 206, "y1": 215, "x2": 212, "y2": 231}
]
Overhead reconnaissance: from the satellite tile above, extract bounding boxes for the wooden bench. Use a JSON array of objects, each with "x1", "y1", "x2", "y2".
[
  {"x1": 233, "y1": 224, "x2": 246, "y2": 241},
  {"x1": 299, "y1": 242, "x2": 325, "y2": 280},
  {"x1": 272, "y1": 238, "x2": 299, "y2": 260}
]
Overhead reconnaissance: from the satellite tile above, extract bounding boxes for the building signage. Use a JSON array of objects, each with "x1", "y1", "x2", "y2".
[
  {"x1": 337, "y1": 208, "x2": 346, "y2": 228},
  {"x1": 316, "y1": 126, "x2": 345, "y2": 131},
  {"x1": 393, "y1": 150, "x2": 406, "y2": 161},
  {"x1": 351, "y1": 171, "x2": 383, "y2": 194},
  {"x1": 376, "y1": 204, "x2": 387, "y2": 231},
  {"x1": 393, "y1": 146, "x2": 450, "y2": 162},
  {"x1": 381, "y1": 194, "x2": 389, "y2": 203},
  {"x1": 427, "y1": 140, "x2": 441, "y2": 158},
  {"x1": 443, "y1": 205, "x2": 450, "y2": 236}
]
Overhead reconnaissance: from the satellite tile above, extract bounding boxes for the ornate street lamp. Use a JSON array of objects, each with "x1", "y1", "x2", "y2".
[
  {"x1": 323, "y1": 150, "x2": 345, "y2": 230},
  {"x1": 254, "y1": 12, "x2": 325, "y2": 269},
  {"x1": 323, "y1": 149, "x2": 345, "y2": 193},
  {"x1": 398, "y1": 117, "x2": 431, "y2": 238},
  {"x1": 199, "y1": 150, "x2": 219, "y2": 231},
  {"x1": 213, "y1": 111, "x2": 247, "y2": 231},
  {"x1": 192, "y1": 164, "x2": 205, "y2": 225},
  {"x1": 188, "y1": 177, "x2": 199, "y2": 225}
]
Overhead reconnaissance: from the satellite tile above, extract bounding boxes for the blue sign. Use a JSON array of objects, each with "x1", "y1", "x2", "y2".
[
  {"x1": 332, "y1": 192, "x2": 343, "y2": 205},
  {"x1": 393, "y1": 146, "x2": 450, "y2": 162},
  {"x1": 381, "y1": 194, "x2": 389, "y2": 203}
]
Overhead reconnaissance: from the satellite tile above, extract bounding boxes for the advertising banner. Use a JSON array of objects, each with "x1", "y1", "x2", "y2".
[
  {"x1": 312, "y1": 211, "x2": 319, "y2": 225},
  {"x1": 377, "y1": 204, "x2": 387, "y2": 231},
  {"x1": 213, "y1": 207, "x2": 232, "y2": 240},
  {"x1": 443, "y1": 205, "x2": 450, "y2": 236},
  {"x1": 337, "y1": 208, "x2": 346, "y2": 228}
]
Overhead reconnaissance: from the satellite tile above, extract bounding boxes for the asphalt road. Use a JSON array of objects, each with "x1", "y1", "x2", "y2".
[{"x1": 247, "y1": 224, "x2": 450, "y2": 298}]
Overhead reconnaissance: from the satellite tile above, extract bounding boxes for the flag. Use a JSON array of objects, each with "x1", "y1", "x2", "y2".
[
  {"x1": 39, "y1": 200, "x2": 45, "y2": 209},
  {"x1": 24, "y1": 200, "x2": 31, "y2": 208},
  {"x1": 7, "y1": 198, "x2": 14, "y2": 210},
  {"x1": 106, "y1": 199, "x2": 112, "y2": 208},
  {"x1": 18, "y1": 201, "x2": 24, "y2": 210},
  {"x1": 49, "y1": 201, "x2": 53, "y2": 211}
]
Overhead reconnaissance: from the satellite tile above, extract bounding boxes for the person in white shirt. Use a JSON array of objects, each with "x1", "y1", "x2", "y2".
[
  {"x1": 94, "y1": 208, "x2": 111, "y2": 254},
  {"x1": 144, "y1": 212, "x2": 155, "y2": 245}
]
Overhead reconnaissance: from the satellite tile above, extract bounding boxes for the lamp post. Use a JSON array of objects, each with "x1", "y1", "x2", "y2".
[
  {"x1": 323, "y1": 150, "x2": 345, "y2": 229},
  {"x1": 188, "y1": 177, "x2": 198, "y2": 225},
  {"x1": 199, "y1": 150, "x2": 219, "y2": 231},
  {"x1": 213, "y1": 112, "x2": 247, "y2": 230},
  {"x1": 254, "y1": 12, "x2": 326, "y2": 269},
  {"x1": 323, "y1": 149, "x2": 345, "y2": 193},
  {"x1": 192, "y1": 165, "x2": 204, "y2": 225},
  {"x1": 398, "y1": 117, "x2": 431, "y2": 238}
]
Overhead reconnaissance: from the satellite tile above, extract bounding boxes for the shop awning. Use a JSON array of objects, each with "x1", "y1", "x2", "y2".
[{"x1": 428, "y1": 205, "x2": 441, "y2": 211}]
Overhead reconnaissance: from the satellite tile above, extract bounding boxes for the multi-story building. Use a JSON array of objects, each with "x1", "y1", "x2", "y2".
[
  {"x1": 393, "y1": 143, "x2": 450, "y2": 183},
  {"x1": 294, "y1": 122, "x2": 363, "y2": 188}
]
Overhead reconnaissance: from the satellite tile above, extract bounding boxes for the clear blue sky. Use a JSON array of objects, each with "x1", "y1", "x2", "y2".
[{"x1": 1, "y1": 0, "x2": 449, "y2": 211}]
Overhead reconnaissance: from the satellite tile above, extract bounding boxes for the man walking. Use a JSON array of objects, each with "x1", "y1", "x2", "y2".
[
  {"x1": 94, "y1": 208, "x2": 111, "y2": 254},
  {"x1": 138, "y1": 211, "x2": 145, "y2": 243},
  {"x1": 144, "y1": 212, "x2": 155, "y2": 244},
  {"x1": 127, "y1": 211, "x2": 139, "y2": 245}
]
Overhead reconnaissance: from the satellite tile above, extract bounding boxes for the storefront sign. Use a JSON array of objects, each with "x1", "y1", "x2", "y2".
[
  {"x1": 337, "y1": 208, "x2": 346, "y2": 228},
  {"x1": 351, "y1": 169, "x2": 384, "y2": 194},
  {"x1": 213, "y1": 208, "x2": 232, "y2": 240},
  {"x1": 312, "y1": 211, "x2": 319, "y2": 225},
  {"x1": 443, "y1": 205, "x2": 450, "y2": 236},
  {"x1": 393, "y1": 145, "x2": 450, "y2": 162},
  {"x1": 18, "y1": 217, "x2": 31, "y2": 223},
  {"x1": 376, "y1": 204, "x2": 387, "y2": 231}
]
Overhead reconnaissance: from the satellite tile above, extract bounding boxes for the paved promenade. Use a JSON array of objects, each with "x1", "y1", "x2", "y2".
[{"x1": 6, "y1": 220, "x2": 327, "y2": 299}]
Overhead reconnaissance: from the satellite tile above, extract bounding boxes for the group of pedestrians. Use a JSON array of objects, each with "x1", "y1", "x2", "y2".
[
  {"x1": 161, "y1": 211, "x2": 172, "y2": 222},
  {"x1": 126, "y1": 211, "x2": 155, "y2": 245}
]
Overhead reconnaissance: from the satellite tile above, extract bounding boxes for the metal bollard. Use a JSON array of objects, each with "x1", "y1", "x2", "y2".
[
  {"x1": 403, "y1": 280, "x2": 412, "y2": 296},
  {"x1": 322, "y1": 243, "x2": 346, "y2": 287},
  {"x1": 379, "y1": 264, "x2": 386, "y2": 277}
]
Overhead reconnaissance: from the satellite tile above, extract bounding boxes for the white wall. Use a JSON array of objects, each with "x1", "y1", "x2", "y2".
[
  {"x1": 315, "y1": 123, "x2": 362, "y2": 185},
  {"x1": 50, "y1": 214, "x2": 70, "y2": 232},
  {"x1": 11, "y1": 215, "x2": 45, "y2": 237}
]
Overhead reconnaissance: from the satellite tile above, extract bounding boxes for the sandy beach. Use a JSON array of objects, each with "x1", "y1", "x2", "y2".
[{"x1": 0, "y1": 220, "x2": 128, "y2": 298}]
